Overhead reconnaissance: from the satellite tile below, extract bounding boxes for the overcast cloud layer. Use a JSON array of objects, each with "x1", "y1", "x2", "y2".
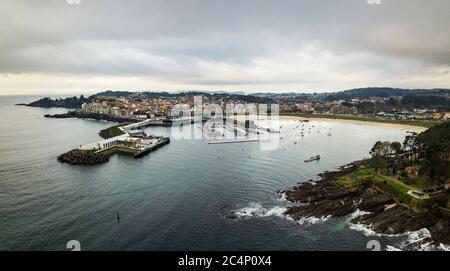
[{"x1": 0, "y1": 0, "x2": 449, "y2": 94}]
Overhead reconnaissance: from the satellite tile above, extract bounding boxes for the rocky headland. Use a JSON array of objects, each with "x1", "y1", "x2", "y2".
[
  {"x1": 44, "y1": 111, "x2": 138, "y2": 123},
  {"x1": 280, "y1": 161, "x2": 450, "y2": 249},
  {"x1": 17, "y1": 96, "x2": 91, "y2": 109}
]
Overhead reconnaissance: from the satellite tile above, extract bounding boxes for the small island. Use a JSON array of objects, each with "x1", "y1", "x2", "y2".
[{"x1": 281, "y1": 122, "x2": 450, "y2": 249}]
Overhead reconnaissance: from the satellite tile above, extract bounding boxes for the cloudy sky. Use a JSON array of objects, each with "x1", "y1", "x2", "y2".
[{"x1": 0, "y1": 0, "x2": 449, "y2": 94}]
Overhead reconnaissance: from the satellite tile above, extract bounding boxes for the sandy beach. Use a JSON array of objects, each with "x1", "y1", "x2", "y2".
[{"x1": 232, "y1": 115, "x2": 428, "y2": 133}]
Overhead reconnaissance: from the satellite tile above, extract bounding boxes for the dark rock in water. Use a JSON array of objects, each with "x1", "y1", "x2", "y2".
[
  {"x1": 429, "y1": 219, "x2": 450, "y2": 245},
  {"x1": 57, "y1": 149, "x2": 109, "y2": 166},
  {"x1": 283, "y1": 161, "x2": 450, "y2": 248},
  {"x1": 351, "y1": 206, "x2": 439, "y2": 235},
  {"x1": 45, "y1": 111, "x2": 137, "y2": 123}
]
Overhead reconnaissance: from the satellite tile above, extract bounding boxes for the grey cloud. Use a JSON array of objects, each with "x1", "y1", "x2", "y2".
[{"x1": 0, "y1": 0, "x2": 449, "y2": 92}]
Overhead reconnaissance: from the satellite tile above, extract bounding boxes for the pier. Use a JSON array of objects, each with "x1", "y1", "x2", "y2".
[
  {"x1": 120, "y1": 119, "x2": 172, "y2": 132},
  {"x1": 77, "y1": 119, "x2": 171, "y2": 161},
  {"x1": 208, "y1": 139, "x2": 260, "y2": 144},
  {"x1": 96, "y1": 136, "x2": 170, "y2": 158}
]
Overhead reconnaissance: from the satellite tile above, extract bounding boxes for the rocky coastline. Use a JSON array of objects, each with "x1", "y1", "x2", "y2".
[
  {"x1": 44, "y1": 111, "x2": 139, "y2": 123},
  {"x1": 17, "y1": 96, "x2": 91, "y2": 109},
  {"x1": 280, "y1": 161, "x2": 450, "y2": 249},
  {"x1": 44, "y1": 111, "x2": 175, "y2": 127}
]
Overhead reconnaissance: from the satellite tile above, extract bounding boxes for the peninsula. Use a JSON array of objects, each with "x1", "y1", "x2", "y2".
[{"x1": 281, "y1": 122, "x2": 450, "y2": 249}]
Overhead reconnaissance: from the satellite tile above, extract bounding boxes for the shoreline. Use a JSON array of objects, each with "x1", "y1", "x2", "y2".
[
  {"x1": 280, "y1": 161, "x2": 450, "y2": 250},
  {"x1": 279, "y1": 115, "x2": 428, "y2": 132},
  {"x1": 42, "y1": 108, "x2": 430, "y2": 133},
  {"x1": 233, "y1": 115, "x2": 428, "y2": 132},
  {"x1": 280, "y1": 113, "x2": 437, "y2": 129}
]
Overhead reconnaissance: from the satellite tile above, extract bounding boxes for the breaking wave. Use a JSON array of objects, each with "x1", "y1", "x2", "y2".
[
  {"x1": 389, "y1": 229, "x2": 450, "y2": 251},
  {"x1": 228, "y1": 202, "x2": 291, "y2": 220},
  {"x1": 347, "y1": 211, "x2": 450, "y2": 251},
  {"x1": 228, "y1": 202, "x2": 332, "y2": 227},
  {"x1": 297, "y1": 215, "x2": 331, "y2": 226},
  {"x1": 348, "y1": 209, "x2": 371, "y2": 220},
  {"x1": 277, "y1": 191, "x2": 287, "y2": 202},
  {"x1": 347, "y1": 209, "x2": 400, "y2": 237}
]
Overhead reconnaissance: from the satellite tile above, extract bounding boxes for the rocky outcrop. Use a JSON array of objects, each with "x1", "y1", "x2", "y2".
[
  {"x1": 281, "y1": 163, "x2": 450, "y2": 248},
  {"x1": 45, "y1": 111, "x2": 137, "y2": 123},
  {"x1": 57, "y1": 149, "x2": 109, "y2": 166},
  {"x1": 23, "y1": 96, "x2": 91, "y2": 108}
]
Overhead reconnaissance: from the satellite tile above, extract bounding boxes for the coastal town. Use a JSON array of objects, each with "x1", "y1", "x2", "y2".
[{"x1": 27, "y1": 88, "x2": 450, "y2": 126}]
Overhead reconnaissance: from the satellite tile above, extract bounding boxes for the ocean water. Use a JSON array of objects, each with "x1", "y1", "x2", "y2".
[{"x1": 0, "y1": 96, "x2": 421, "y2": 251}]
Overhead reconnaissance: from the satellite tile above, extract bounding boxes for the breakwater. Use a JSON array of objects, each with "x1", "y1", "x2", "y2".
[
  {"x1": 133, "y1": 137, "x2": 170, "y2": 158},
  {"x1": 44, "y1": 111, "x2": 174, "y2": 127}
]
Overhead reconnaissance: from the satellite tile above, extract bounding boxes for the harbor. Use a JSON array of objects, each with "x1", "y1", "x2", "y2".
[{"x1": 59, "y1": 119, "x2": 171, "y2": 165}]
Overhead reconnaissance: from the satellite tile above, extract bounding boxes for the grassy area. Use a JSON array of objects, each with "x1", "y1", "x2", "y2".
[
  {"x1": 99, "y1": 124, "x2": 126, "y2": 139},
  {"x1": 280, "y1": 112, "x2": 441, "y2": 128},
  {"x1": 373, "y1": 174, "x2": 412, "y2": 194},
  {"x1": 335, "y1": 168, "x2": 375, "y2": 191},
  {"x1": 335, "y1": 167, "x2": 442, "y2": 211},
  {"x1": 403, "y1": 175, "x2": 438, "y2": 190},
  {"x1": 335, "y1": 167, "x2": 413, "y2": 194}
]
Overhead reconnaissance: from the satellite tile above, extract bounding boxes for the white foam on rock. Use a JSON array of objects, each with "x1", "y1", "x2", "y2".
[
  {"x1": 277, "y1": 192, "x2": 287, "y2": 202},
  {"x1": 348, "y1": 221, "x2": 450, "y2": 251},
  {"x1": 348, "y1": 209, "x2": 371, "y2": 220}
]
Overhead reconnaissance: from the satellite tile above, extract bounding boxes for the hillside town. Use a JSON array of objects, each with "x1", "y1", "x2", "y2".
[{"x1": 74, "y1": 89, "x2": 450, "y2": 123}]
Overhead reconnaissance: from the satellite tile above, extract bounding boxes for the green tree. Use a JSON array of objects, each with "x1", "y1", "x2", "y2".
[
  {"x1": 403, "y1": 134, "x2": 417, "y2": 165},
  {"x1": 390, "y1": 142, "x2": 402, "y2": 175},
  {"x1": 370, "y1": 141, "x2": 389, "y2": 173},
  {"x1": 416, "y1": 122, "x2": 450, "y2": 185}
]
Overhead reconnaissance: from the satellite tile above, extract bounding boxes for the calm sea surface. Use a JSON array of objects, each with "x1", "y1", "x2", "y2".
[{"x1": 0, "y1": 96, "x2": 417, "y2": 251}]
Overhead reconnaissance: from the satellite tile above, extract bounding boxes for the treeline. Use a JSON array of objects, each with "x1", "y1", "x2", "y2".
[
  {"x1": 370, "y1": 122, "x2": 450, "y2": 186},
  {"x1": 324, "y1": 87, "x2": 450, "y2": 100},
  {"x1": 401, "y1": 95, "x2": 450, "y2": 111},
  {"x1": 99, "y1": 125, "x2": 126, "y2": 139}
]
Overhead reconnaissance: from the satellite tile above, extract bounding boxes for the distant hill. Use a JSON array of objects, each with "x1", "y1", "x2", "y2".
[
  {"x1": 324, "y1": 87, "x2": 450, "y2": 100},
  {"x1": 95, "y1": 90, "x2": 273, "y2": 103},
  {"x1": 21, "y1": 87, "x2": 450, "y2": 109}
]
